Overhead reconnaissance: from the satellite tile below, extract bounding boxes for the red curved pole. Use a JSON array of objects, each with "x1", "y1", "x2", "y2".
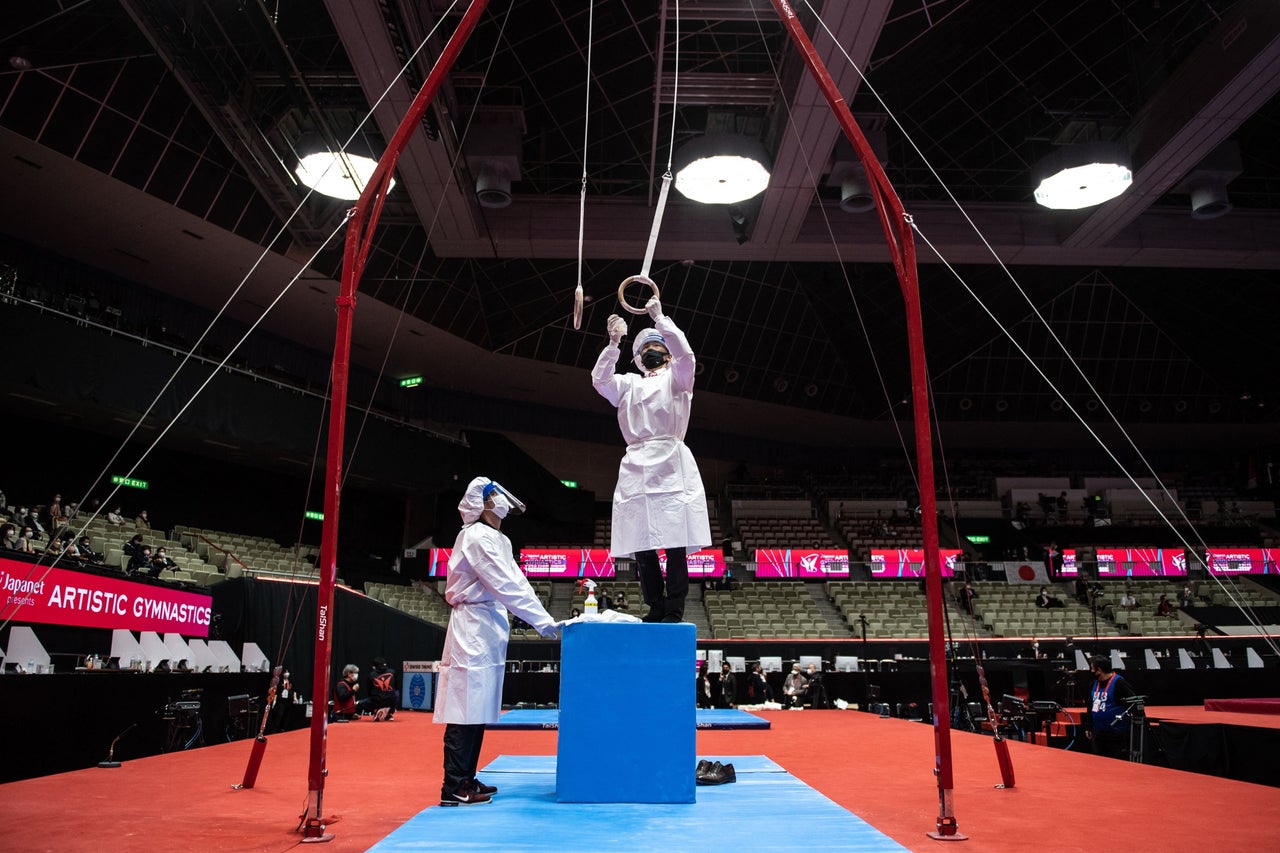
[
  {"x1": 301, "y1": 1, "x2": 491, "y2": 841},
  {"x1": 768, "y1": 1, "x2": 965, "y2": 841}
]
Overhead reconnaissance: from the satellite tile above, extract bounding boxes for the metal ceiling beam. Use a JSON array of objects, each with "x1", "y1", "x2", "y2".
[
  {"x1": 750, "y1": 1, "x2": 892, "y2": 245},
  {"x1": 1065, "y1": 0, "x2": 1280, "y2": 249}
]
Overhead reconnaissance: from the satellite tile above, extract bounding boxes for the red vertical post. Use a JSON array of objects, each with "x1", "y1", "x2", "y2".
[
  {"x1": 301, "y1": 1, "x2": 491, "y2": 841},
  {"x1": 767, "y1": 1, "x2": 964, "y2": 840}
]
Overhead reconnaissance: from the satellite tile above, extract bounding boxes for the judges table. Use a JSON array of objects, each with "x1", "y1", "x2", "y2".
[{"x1": 0, "y1": 670, "x2": 271, "y2": 783}]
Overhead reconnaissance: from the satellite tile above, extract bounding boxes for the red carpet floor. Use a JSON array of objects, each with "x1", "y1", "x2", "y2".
[{"x1": 2, "y1": 709, "x2": 1276, "y2": 852}]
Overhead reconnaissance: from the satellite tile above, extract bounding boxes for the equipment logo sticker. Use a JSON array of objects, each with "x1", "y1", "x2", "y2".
[{"x1": 409, "y1": 672, "x2": 428, "y2": 709}]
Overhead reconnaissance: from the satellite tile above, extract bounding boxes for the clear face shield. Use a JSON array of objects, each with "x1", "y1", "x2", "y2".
[{"x1": 482, "y1": 480, "x2": 527, "y2": 518}]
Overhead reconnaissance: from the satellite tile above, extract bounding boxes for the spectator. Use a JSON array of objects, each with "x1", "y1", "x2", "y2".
[
  {"x1": 127, "y1": 545, "x2": 154, "y2": 576},
  {"x1": 20, "y1": 507, "x2": 45, "y2": 541},
  {"x1": 123, "y1": 533, "x2": 146, "y2": 559},
  {"x1": 1035, "y1": 586, "x2": 1064, "y2": 608},
  {"x1": 958, "y1": 581, "x2": 978, "y2": 615},
  {"x1": 151, "y1": 547, "x2": 178, "y2": 573},
  {"x1": 48, "y1": 494, "x2": 65, "y2": 529},
  {"x1": 1, "y1": 523, "x2": 21, "y2": 550},
  {"x1": 64, "y1": 501, "x2": 80, "y2": 523},
  {"x1": 1155, "y1": 594, "x2": 1174, "y2": 617},
  {"x1": 17, "y1": 526, "x2": 37, "y2": 554},
  {"x1": 1179, "y1": 583, "x2": 1195, "y2": 609},
  {"x1": 746, "y1": 663, "x2": 774, "y2": 704},
  {"x1": 135, "y1": 509, "x2": 152, "y2": 534},
  {"x1": 1119, "y1": 588, "x2": 1138, "y2": 610},
  {"x1": 615, "y1": 591, "x2": 629, "y2": 611},
  {"x1": 76, "y1": 535, "x2": 103, "y2": 564},
  {"x1": 106, "y1": 506, "x2": 128, "y2": 527}
]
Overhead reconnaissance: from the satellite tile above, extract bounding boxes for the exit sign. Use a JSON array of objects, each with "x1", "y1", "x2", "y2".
[
  {"x1": 399, "y1": 376, "x2": 423, "y2": 388},
  {"x1": 305, "y1": 510, "x2": 324, "y2": 521},
  {"x1": 965, "y1": 534, "x2": 990, "y2": 544},
  {"x1": 561, "y1": 480, "x2": 578, "y2": 489},
  {"x1": 111, "y1": 475, "x2": 149, "y2": 490}
]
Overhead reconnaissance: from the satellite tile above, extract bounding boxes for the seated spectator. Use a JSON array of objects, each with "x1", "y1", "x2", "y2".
[
  {"x1": 616, "y1": 591, "x2": 629, "y2": 611},
  {"x1": 127, "y1": 545, "x2": 154, "y2": 576},
  {"x1": 151, "y1": 547, "x2": 178, "y2": 573},
  {"x1": 64, "y1": 501, "x2": 80, "y2": 523},
  {"x1": 135, "y1": 509, "x2": 152, "y2": 534},
  {"x1": 1119, "y1": 589, "x2": 1138, "y2": 610},
  {"x1": 123, "y1": 533, "x2": 145, "y2": 557},
  {"x1": 1155, "y1": 594, "x2": 1174, "y2": 617},
  {"x1": 1, "y1": 523, "x2": 20, "y2": 550},
  {"x1": 76, "y1": 536, "x2": 103, "y2": 564},
  {"x1": 20, "y1": 507, "x2": 44, "y2": 541},
  {"x1": 332, "y1": 664, "x2": 367, "y2": 721},
  {"x1": 17, "y1": 526, "x2": 38, "y2": 554},
  {"x1": 1035, "y1": 586, "x2": 1064, "y2": 608},
  {"x1": 106, "y1": 506, "x2": 128, "y2": 527},
  {"x1": 366, "y1": 657, "x2": 399, "y2": 721},
  {"x1": 44, "y1": 535, "x2": 72, "y2": 558}
]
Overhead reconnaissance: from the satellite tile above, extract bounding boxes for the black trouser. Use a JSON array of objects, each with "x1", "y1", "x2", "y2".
[
  {"x1": 442, "y1": 723, "x2": 485, "y2": 795},
  {"x1": 635, "y1": 547, "x2": 689, "y2": 617},
  {"x1": 1091, "y1": 728, "x2": 1128, "y2": 760}
]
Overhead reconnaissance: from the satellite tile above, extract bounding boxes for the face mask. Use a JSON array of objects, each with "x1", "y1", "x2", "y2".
[
  {"x1": 641, "y1": 349, "x2": 668, "y2": 370},
  {"x1": 490, "y1": 493, "x2": 512, "y2": 519}
]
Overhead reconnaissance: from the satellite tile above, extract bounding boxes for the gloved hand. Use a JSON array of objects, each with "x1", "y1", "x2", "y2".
[
  {"x1": 645, "y1": 296, "x2": 664, "y2": 321},
  {"x1": 607, "y1": 313, "x2": 627, "y2": 344},
  {"x1": 537, "y1": 621, "x2": 562, "y2": 638}
]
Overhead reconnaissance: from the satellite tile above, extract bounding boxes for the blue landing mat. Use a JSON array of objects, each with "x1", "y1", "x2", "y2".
[
  {"x1": 489, "y1": 707, "x2": 770, "y2": 730},
  {"x1": 367, "y1": 755, "x2": 907, "y2": 852}
]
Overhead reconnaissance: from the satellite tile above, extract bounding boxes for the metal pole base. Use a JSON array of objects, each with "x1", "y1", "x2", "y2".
[
  {"x1": 300, "y1": 818, "x2": 334, "y2": 844},
  {"x1": 927, "y1": 816, "x2": 969, "y2": 841}
]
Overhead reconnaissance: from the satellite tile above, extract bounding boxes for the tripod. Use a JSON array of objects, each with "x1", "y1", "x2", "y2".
[{"x1": 1125, "y1": 696, "x2": 1148, "y2": 763}]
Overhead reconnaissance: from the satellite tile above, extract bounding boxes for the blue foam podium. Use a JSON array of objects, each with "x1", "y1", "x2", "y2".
[{"x1": 556, "y1": 621, "x2": 695, "y2": 803}]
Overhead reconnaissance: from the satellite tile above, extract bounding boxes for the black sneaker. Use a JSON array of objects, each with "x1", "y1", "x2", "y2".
[
  {"x1": 440, "y1": 786, "x2": 492, "y2": 806},
  {"x1": 641, "y1": 606, "x2": 664, "y2": 623},
  {"x1": 660, "y1": 611, "x2": 685, "y2": 623},
  {"x1": 469, "y1": 778, "x2": 499, "y2": 796}
]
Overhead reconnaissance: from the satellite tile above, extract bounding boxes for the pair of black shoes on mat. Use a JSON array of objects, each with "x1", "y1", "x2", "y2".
[
  {"x1": 695, "y1": 760, "x2": 736, "y2": 785},
  {"x1": 440, "y1": 778, "x2": 498, "y2": 806},
  {"x1": 642, "y1": 606, "x2": 685, "y2": 623}
]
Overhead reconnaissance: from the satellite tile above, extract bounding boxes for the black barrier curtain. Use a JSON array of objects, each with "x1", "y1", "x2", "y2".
[
  {"x1": 1150, "y1": 721, "x2": 1280, "y2": 787},
  {"x1": 211, "y1": 578, "x2": 446, "y2": 700}
]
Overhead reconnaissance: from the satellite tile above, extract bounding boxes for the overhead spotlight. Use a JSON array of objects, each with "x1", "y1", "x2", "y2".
[
  {"x1": 9, "y1": 55, "x2": 32, "y2": 71},
  {"x1": 826, "y1": 128, "x2": 887, "y2": 214},
  {"x1": 995, "y1": 399, "x2": 1009, "y2": 412},
  {"x1": 958, "y1": 397, "x2": 973, "y2": 411},
  {"x1": 1085, "y1": 399, "x2": 1100, "y2": 412},
  {"x1": 1138, "y1": 400, "x2": 1153, "y2": 413},
  {"x1": 674, "y1": 134, "x2": 771, "y2": 205},
  {"x1": 1175, "y1": 141, "x2": 1241, "y2": 220},
  {"x1": 724, "y1": 368, "x2": 740, "y2": 383},
  {"x1": 1174, "y1": 400, "x2": 1188, "y2": 413},
  {"x1": 295, "y1": 132, "x2": 392, "y2": 201},
  {"x1": 464, "y1": 108, "x2": 525, "y2": 210},
  {"x1": 1239, "y1": 390, "x2": 1252, "y2": 402},
  {"x1": 773, "y1": 377, "x2": 788, "y2": 393},
  {"x1": 694, "y1": 360, "x2": 706, "y2": 376},
  {"x1": 474, "y1": 163, "x2": 513, "y2": 209},
  {"x1": 1049, "y1": 399, "x2": 1064, "y2": 412},
  {"x1": 1209, "y1": 401, "x2": 1223, "y2": 414},
  {"x1": 804, "y1": 383, "x2": 819, "y2": 398},
  {"x1": 1032, "y1": 141, "x2": 1132, "y2": 209}
]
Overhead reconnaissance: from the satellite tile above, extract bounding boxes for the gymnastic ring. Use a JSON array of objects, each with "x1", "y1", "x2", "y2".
[{"x1": 617, "y1": 274, "x2": 660, "y2": 315}]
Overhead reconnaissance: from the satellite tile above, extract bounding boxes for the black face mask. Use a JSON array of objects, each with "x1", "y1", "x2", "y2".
[{"x1": 641, "y1": 349, "x2": 668, "y2": 369}]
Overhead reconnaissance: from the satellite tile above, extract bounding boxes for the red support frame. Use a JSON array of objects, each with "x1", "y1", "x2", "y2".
[
  {"x1": 301, "y1": 1, "x2": 491, "y2": 842},
  {"x1": 767, "y1": 1, "x2": 966, "y2": 840}
]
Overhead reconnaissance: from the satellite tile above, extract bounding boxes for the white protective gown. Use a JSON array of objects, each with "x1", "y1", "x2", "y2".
[
  {"x1": 433, "y1": 520, "x2": 555, "y2": 725},
  {"x1": 591, "y1": 314, "x2": 712, "y2": 558}
]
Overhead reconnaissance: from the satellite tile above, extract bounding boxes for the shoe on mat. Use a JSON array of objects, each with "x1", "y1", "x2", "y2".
[
  {"x1": 641, "y1": 607, "x2": 664, "y2": 623},
  {"x1": 695, "y1": 759, "x2": 712, "y2": 777},
  {"x1": 469, "y1": 778, "x2": 499, "y2": 796},
  {"x1": 440, "y1": 786, "x2": 492, "y2": 806},
  {"x1": 696, "y1": 761, "x2": 737, "y2": 786},
  {"x1": 660, "y1": 611, "x2": 685, "y2": 623}
]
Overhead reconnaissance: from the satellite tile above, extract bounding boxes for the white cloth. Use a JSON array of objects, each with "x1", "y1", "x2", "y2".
[
  {"x1": 591, "y1": 314, "x2": 712, "y2": 558},
  {"x1": 433, "y1": 520, "x2": 554, "y2": 725}
]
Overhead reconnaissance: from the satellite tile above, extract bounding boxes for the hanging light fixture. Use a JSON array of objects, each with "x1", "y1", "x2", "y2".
[
  {"x1": 674, "y1": 134, "x2": 771, "y2": 205},
  {"x1": 1032, "y1": 141, "x2": 1132, "y2": 210},
  {"x1": 294, "y1": 132, "x2": 393, "y2": 201}
]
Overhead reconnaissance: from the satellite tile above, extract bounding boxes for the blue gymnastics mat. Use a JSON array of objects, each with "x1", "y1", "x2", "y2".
[
  {"x1": 488, "y1": 707, "x2": 770, "y2": 730},
  {"x1": 367, "y1": 755, "x2": 907, "y2": 853}
]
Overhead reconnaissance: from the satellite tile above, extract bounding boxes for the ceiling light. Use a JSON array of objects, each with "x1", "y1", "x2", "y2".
[
  {"x1": 295, "y1": 134, "x2": 392, "y2": 201},
  {"x1": 674, "y1": 134, "x2": 771, "y2": 205},
  {"x1": 1032, "y1": 141, "x2": 1132, "y2": 210}
]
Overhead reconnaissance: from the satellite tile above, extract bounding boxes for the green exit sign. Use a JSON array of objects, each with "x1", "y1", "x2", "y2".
[
  {"x1": 305, "y1": 510, "x2": 324, "y2": 521},
  {"x1": 965, "y1": 534, "x2": 990, "y2": 544},
  {"x1": 111, "y1": 475, "x2": 149, "y2": 490},
  {"x1": 560, "y1": 480, "x2": 578, "y2": 489},
  {"x1": 399, "y1": 376, "x2": 423, "y2": 388}
]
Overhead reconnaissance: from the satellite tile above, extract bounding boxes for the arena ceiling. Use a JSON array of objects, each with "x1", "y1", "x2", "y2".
[{"x1": 3, "y1": 0, "x2": 1279, "y2": 443}]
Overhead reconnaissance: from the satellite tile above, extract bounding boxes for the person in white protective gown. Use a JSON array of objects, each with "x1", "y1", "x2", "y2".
[
  {"x1": 433, "y1": 476, "x2": 560, "y2": 806},
  {"x1": 591, "y1": 295, "x2": 712, "y2": 623}
]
